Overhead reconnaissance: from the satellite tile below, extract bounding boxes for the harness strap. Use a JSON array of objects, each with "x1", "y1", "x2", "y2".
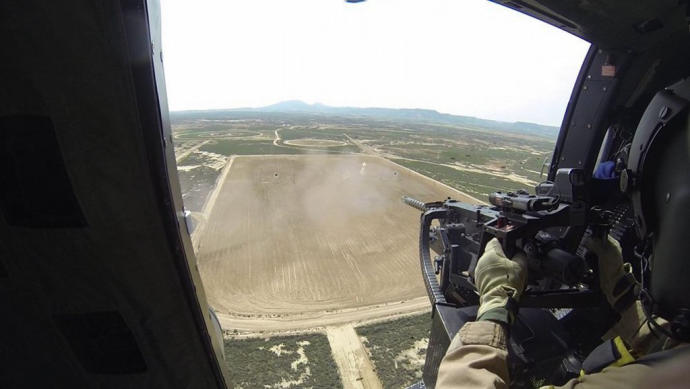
[
  {"x1": 581, "y1": 337, "x2": 690, "y2": 376},
  {"x1": 581, "y1": 336, "x2": 635, "y2": 375}
]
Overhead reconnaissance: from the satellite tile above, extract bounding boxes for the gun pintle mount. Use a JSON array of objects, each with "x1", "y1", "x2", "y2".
[{"x1": 403, "y1": 180, "x2": 611, "y2": 309}]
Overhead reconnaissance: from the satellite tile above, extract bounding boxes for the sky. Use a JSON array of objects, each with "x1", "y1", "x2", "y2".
[{"x1": 159, "y1": 0, "x2": 590, "y2": 126}]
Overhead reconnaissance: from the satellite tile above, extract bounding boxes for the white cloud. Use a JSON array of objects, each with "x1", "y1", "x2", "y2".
[{"x1": 160, "y1": 0, "x2": 590, "y2": 126}]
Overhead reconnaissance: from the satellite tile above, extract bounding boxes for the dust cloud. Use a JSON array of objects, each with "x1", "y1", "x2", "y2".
[{"x1": 196, "y1": 155, "x2": 472, "y2": 314}]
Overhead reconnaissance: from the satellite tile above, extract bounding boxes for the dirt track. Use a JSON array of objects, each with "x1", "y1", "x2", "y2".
[
  {"x1": 196, "y1": 155, "x2": 474, "y2": 319},
  {"x1": 284, "y1": 139, "x2": 348, "y2": 147},
  {"x1": 327, "y1": 324, "x2": 382, "y2": 389},
  {"x1": 217, "y1": 296, "x2": 431, "y2": 334},
  {"x1": 175, "y1": 139, "x2": 210, "y2": 163},
  {"x1": 191, "y1": 156, "x2": 235, "y2": 249}
]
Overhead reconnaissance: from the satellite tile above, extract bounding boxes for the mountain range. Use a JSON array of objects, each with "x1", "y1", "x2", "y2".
[{"x1": 172, "y1": 100, "x2": 560, "y2": 139}]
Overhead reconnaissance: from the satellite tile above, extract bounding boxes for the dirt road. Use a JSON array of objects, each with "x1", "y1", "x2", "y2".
[
  {"x1": 217, "y1": 296, "x2": 430, "y2": 334},
  {"x1": 327, "y1": 324, "x2": 382, "y2": 389},
  {"x1": 273, "y1": 129, "x2": 281, "y2": 146},
  {"x1": 344, "y1": 133, "x2": 374, "y2": 155},
  {"x1": 175, "y1": 139, "x2": 210, "y2": 163}
]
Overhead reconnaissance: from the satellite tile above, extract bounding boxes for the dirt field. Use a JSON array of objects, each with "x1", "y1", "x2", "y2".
[{"x1": 196, "y1": 155, "x2": 474, "y2": 315}]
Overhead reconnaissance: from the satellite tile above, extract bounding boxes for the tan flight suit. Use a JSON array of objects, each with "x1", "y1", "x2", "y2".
[{"x1": 436, "y1": 301, "x2": 689, "y2": 388}]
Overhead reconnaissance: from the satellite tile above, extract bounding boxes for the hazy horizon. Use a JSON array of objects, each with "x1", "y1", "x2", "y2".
[
  {"x1": 169, "y1": 99, "x2": 562, "y2": 127},
  {"x1": 160, "y1": 0, "x2": 590, "y2": 126}
]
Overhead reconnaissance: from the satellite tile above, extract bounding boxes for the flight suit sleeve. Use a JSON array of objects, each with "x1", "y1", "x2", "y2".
[{"x1": 436, "y1": 321, "x2": 510, "y2": 389}]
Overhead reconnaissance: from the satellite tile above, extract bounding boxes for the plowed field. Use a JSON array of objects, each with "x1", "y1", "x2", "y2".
[{"x1": 196, "y1": 155, "x2": 474, "y2": 315}]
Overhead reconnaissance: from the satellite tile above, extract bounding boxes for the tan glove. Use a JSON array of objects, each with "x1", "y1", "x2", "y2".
[
  {"x1": 583, "y1": 234, "x2": 636, "y2": 312},
  {"x1": 475, "y1": 238, "x2": 528, "y2": 324}
]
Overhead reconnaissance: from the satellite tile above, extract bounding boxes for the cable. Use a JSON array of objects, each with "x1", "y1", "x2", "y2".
[{"x1": 639, "y1": 288, "x2": 675, "y2": 340}]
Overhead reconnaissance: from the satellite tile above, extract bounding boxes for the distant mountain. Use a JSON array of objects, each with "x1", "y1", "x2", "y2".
[
  {"x1": 171, "y1": 101, "x2": 560, "y2": 139},
  {"x1": 260, "y1": 100, "x2": 315, "y2": 111}
]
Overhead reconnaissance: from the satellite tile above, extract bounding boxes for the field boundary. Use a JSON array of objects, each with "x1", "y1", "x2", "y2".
[
  {"x1": 191, "y1": 155, "x2": 235, "y2": 249},
  {"x1": 196, "y1": 154, "x2": 470, "y2": 333},
  {"x1": 379, "y1": 157, "x2": 486, "y2": 204},
  {"x1": 219, "y1": 296, "x2": 431, "y2": 336}
]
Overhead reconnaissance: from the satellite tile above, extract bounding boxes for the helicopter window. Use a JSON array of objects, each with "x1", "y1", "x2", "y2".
[{"x1": 160, "y1": 0, "x2": 588, "y2": 386}]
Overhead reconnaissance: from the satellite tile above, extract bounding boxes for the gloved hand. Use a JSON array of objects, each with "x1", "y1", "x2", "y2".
[
  {"x1": 582, "y1": 234, "x2": 636, "y2": 312},
  {"x1": 475, "y1": 238, "x2": 528, "y2": 325}
]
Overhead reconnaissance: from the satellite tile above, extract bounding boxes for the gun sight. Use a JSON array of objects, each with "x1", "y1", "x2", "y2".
[{"x1": 489, "y1": 191, "x2": 555, "y2": 212}]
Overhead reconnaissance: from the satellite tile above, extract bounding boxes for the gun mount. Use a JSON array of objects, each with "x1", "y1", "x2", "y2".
[
  {"x1": 404, "y1": 170, "x2": 626, "y2": 387},
  {"x1": 404, "y1": 188, "x2": 609, "y2": 309}
]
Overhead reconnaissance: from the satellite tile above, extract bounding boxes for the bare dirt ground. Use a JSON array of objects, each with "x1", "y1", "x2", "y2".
[
  {"x1": 326, "y1": 324, "x2": 382, "y2": 389},
  {"x1": 196, "y1": 155, "x2": 474, "y2": 317}
]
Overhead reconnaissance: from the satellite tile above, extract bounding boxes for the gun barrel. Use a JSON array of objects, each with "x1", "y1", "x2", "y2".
[{"x1": 402, "y1": 196, "x2": 427, "y2": 211}]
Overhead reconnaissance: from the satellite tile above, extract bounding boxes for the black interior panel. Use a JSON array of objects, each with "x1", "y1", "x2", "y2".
[
  {"x1": 54, "y1": 311, "x2": 147, "y2": 374},
  {"x1": 0, "y1": 115, "x2": 86, "y2": 228}
]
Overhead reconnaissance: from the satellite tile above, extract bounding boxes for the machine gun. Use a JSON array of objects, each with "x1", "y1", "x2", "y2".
[
  {"x1": 404, "y1": 168, "x2": 618, "y2": 387},
  {"x1": 403, "y1": 168, "x2": 615, "y2": 309}
]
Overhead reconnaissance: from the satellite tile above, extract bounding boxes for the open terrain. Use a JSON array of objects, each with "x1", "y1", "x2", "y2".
[
  {"x1": 172, "y1": 109, "x2": 554, "y2": 204},
  {"x1": 195, "y1": 154, "x2": 473, "y2": 316},
  {"x1": 173, "y1": 106, "x2": 556, "y2": 388}
]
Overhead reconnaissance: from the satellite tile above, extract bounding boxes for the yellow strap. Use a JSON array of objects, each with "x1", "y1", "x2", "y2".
[
  {"x1": 579, "y1": 336, "x2": 635, "y2": 378},
  {"x1": 611, "y1": 336, "x2": 636, "y2": 367}
]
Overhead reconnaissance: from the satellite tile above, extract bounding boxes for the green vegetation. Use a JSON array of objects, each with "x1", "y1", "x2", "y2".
[
  {"x1": 177, "y1": 166, "x2": 218, "y2": 212},
  {"x1": 357, "y1": 314, "x2": 431, "y2": 389},
  {"x1": 173, "y1": 111, "x2": 555, "y2": 214},
  {"x1": 177, "y1": 152, "x2": 225, "y2": 212},
  {"x1": 280, "y1": 126, "x2": 350, "y2": 141},
  {"x1": 200, "y1": 140, "x2": 307, "y2": 156},
  {"x1": 392, "y1": 158, "x2": 530, "y2": 199},
  {"x1": 382, "y1": 140, "x2": 549, "y2": 183},
  {"x1": 175, "y1": 129, "x2": 262, "y2": 140},
  {"x1": 199, "y1": 139, "x2": 359, "y2": 156},
  {"x1": 224, "y1": 333, "x2": 342, "y2": 389},
  {"x1": 179, "y1": 150, "x2": 214, "y2": 165}
]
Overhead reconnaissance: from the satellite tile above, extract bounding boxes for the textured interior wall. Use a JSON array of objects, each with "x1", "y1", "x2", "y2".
[{"x1": 0, "y1": 1, "x2": 227, "y2": 387}]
